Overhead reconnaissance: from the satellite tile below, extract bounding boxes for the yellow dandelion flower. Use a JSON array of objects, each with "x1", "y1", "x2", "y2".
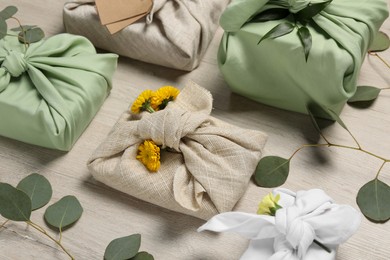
[
  {"x1": 154, "y1": 86, "x2": 180, "y2": 110},
  {"x1": 131, "y1": 90, "x2": 158, "y2": 114},
  {"x1": 257, "y1": 193, "x2": 282, "y2": 216},
  {"x1": 136, "y1": 140, "x2": 161, "y2": 172}
]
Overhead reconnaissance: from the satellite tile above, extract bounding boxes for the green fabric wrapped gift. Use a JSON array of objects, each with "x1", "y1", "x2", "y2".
[
  {"x1": 0, "y1": 33, "x2": 118, "y2": 150},
  {"x1": 218, "y1": 0, "x2": 388, "y2": 116}
]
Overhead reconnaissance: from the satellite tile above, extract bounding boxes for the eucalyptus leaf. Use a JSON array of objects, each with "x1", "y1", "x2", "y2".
[
  {"x1": 17, "y1": 173, "x2": 52, "y2": 211},
  {"x1": 0, "y1": 183, "x2": 31, "y2": 221},
  {"x1": 104, "y1": 234, "x2": 141, "y2": 260},
  {"x1": 357, "y1": 179, "x2": 390, "y2": 222},
  {"x1": 18, "y1": 27, "x2": 44, "y2": 44},
  {"x1": 297, "y1": 27, "x2": 312, "y2": 61},
  {"x1": 251, "y1": 8, "x2": 290, "y2": 23},
  {"x1": 131, "y1": 252, "x2": 154, "y2": 260},
  {"x1": 254, "y1": 156, "x2": 290, "y2": 187},
  {"x1": 326, "y1": 109, "x2": 348, "y2": 131},
  {"x1": 348, "y1": 86, "x2": 381, "y2": 103},
  {"x1": 258, "y1": 22, "x2": 295, "y2": 44},
  {"x1": 0, "y1": 6, "x2": 18, "y2": 20},
  {"x1": 11, "y1": 25, "x2": 37, "y2": 32},
  {"x1": 44, "y1": 195, "x2": 83, "y2": 230},
  {"x1": 368, "y1": 31, "x2": 390, "y2": 52},
  {"x1": 0, "y1": 19, "x2": 6, "y2": 40},
  {"x1": 307, "y1": 106, "x2": 322, "y2": 135},
  {"x1": 295, "y1": 0, "x2": 332, "y2": 23}
]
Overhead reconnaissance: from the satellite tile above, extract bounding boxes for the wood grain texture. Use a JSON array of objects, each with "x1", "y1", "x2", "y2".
[{"x1": 1, "y1": 1, "x2": 390, "y2": 259}]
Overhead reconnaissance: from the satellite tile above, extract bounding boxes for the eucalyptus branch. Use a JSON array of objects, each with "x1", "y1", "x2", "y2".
[
  {"x1": 375, "y1": 161, "x2": 387, "y2": 179},
  {"x1": 369, "y1": 52, "x2": 390, "y2": 70},
  {"x1": 288, "y1": 143, "x2": 329, "y2": 160},
  {"x1": 0, "y1": 219, "x2": 9, "y2": 229},
  {"x1": 288, "y1": 142, "x2": 389, "y2": 172},
  {"x1": 10, "y1": 16, "x2": 28, "y2": 50},
  {"x1": 26, "y1": 220, "x2": 74, "y2": 260}
]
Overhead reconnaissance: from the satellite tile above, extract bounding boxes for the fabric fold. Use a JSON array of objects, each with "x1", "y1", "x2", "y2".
[
  {"x1": 198, "y1": 188, "x2": 361, "y2": 260},
  {"x1": 88, "y1": 81, "x2": 268, "y2": 219},
  {"x1": 0, "y1": 32, "x2": 118, "y2": 150}
]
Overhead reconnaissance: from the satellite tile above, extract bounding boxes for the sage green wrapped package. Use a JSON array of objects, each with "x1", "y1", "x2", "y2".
[
  {"x1": 219, "y1": 0, "x2": 388, "y2": 116},
  {"x1": 0, "y1": 33, "x2": 118, "y2": 150}
]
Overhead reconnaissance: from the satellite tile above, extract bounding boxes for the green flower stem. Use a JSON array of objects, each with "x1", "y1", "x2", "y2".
[
  {"x1": 369, "y1": 52, "x2": 390, "y2": 70},
  {"x1": 26, "y1": 220, "x2": 74, "y2": 260},
  {"x1": 146, "y1": 106, "x2": 155, "y2": 113},
  {"x1": 0, "y1": 219, "x2": 9, "y2": 229}
]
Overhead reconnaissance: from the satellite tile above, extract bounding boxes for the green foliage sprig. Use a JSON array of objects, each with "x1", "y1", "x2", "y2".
[
  {"x1": 0, "y1": 173, "x2": 83, "y2": 259},
  {"x1": 0, "y1": 6, "x2": 45, "y2": 48},
  {"x1": 348, "y1": 32, "x2": 390, "y2": 105},
  {"x1": 254, "y1": 32, "x2": 390, "y2": 223},
  {"x1": 253, "y1": 1, "x2": 332, "y2": 61},
  {"x1": 0, "y1": 173, "x2": 154, "y2": 259}
]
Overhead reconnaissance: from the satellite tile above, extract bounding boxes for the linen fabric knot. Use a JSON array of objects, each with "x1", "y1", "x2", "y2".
[
  {"x1": 0, "y1": 32, "x2": 118, "y2": 150},
  {"x1": 218, "y1": 0, "x2": 388, "y2": 117},
  {"x1": 63, "y1": 0, "x2": 230, "y2": 71},
  {"x1": 87, "y1": 81, "x2": 268, "y2": 220},
  {"x1": 198, "y1": 188, "x2": 361, "y2": 260}
]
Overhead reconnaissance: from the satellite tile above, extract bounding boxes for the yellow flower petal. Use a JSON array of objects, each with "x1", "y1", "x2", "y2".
[
  {"x1": 131, "y1": 90, "x2": 158, "y2": 114},
  {"x1": 136, "y1": 140, "x2": 161, "y2": 172},
  {"x1": 154, "y1": 86, "x2": 180, "y2": 109},
  {"x1": 257, "y1": 192, "x2": 282, "y2": 216}
]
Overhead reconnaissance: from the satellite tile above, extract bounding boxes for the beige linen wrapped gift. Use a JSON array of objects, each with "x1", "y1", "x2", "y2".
[
  {"x1": 88, "y1": 81, "x2": 267, "y2": 219},
  {"x1": 63, "y1": 0, "x2": 230, "y2": 71}
]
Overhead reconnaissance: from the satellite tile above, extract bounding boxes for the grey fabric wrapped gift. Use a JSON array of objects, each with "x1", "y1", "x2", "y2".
[{"x1": 63, "y1": 0, "x2": 230, "y2": 71}]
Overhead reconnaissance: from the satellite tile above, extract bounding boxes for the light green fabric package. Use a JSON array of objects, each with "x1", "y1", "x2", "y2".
[
  {"x1": 0, "y1": 33, "x2": 118, "y2": 151},
  {"x1": 218, "y1": 0, "x2": 388, "y2": 116}
]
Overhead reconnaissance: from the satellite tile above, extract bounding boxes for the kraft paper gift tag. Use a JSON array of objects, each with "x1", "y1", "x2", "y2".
[{"x1": 95, "y1": 0, "x2": 152, "y2": 34}]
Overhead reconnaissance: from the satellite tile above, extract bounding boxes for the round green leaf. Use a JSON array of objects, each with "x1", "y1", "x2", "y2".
[
  {"x1": 0, "y1": 183, "x2": 31, "y2": 221},
  {"x1": 258, "y1": 22, "x2": 295, "y2": 44},
  {"x1": 104, "y1": 234, "x2": 141, "y2": 260},
  {"x1": 369, "y1": 31, "x2": 390, "y2": 52},
  {"x1": 357, "y1": 179, "x2": 390, "y2": 222},
  {"x1": 297, "y1": 27, "x2": 312, "y2": 61},
  {"x1": 348, "y1": 86, "x2": 381, "y2": 103},
  {"x1": 17, "y1": 173, "x2": 52, "y2": 211},
  {"x1": 131, "y1": 252, "x2": 154, "y2": 260},
  {"x1": 44, "y1": 195, "x2": 83, "y2": 230},
  {"x1": 254, "y1": 156, "x2": 290, "y2": 187},
  {"x1": 18, "y1": 27, "x2": 45, "y2": 44},
  {"x1": 0, "y1": 6, "x2": 18, "y2": 20}
]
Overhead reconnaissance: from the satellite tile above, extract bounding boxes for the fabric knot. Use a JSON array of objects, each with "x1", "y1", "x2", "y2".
[
  {"x1": 274, "y1": 206, "x2": 315, "y2": 258},
  {"x1": 137, "y1": 108, "x2": 209, "y2": 151},
  {"x1": 1, "y1": 50, "x2": 28, "y2": 77}
]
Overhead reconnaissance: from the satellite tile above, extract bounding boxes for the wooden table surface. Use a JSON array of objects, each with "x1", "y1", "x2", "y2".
[{"x1": 1, "y1": 1, "x2": 390, "y2": 259}]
